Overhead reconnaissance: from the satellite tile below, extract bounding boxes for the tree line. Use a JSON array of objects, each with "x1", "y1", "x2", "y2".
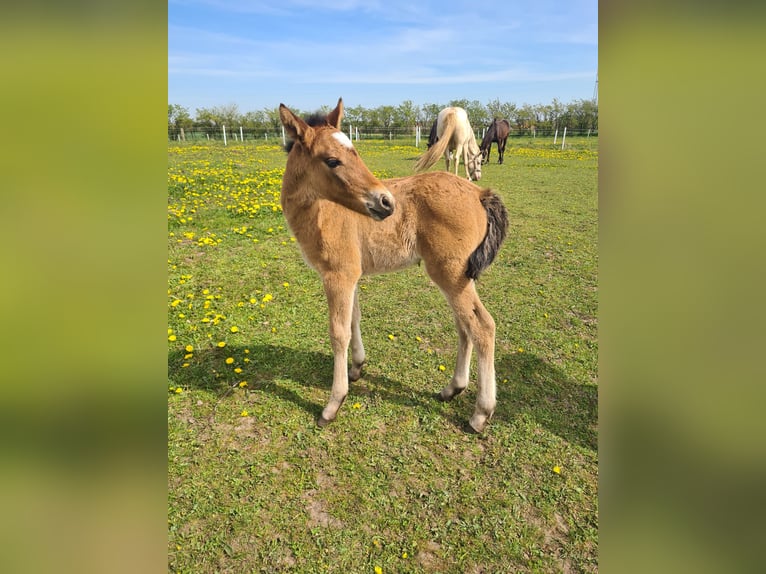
[{"x1": 168, "y1": 98, "x2": 597, "y2": 138}]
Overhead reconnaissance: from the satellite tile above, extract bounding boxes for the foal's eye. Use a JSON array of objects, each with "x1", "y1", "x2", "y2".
[{"x1": 324, "y1": 158, "x2": 341, "y2": 169}]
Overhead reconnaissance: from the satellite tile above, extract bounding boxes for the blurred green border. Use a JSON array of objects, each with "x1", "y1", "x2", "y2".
[{"x1": 0, "y1": 5, "x2": 168, "y2": 574}]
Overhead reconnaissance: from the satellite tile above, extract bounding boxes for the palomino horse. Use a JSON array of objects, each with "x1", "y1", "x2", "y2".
[
  {"x1": 279, "y1": 99, "x2": 508, "y2": 433},
  {"x1": 415, "y1": 107, "x2": 482, "y2": 181},
  {"x1": 480, "y1": 118, "x2": 511, "y2": 164}
]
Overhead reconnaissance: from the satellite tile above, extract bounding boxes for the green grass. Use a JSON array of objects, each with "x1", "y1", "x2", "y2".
[{"x1": 168, "y1": 136, "x2": 598, "y2": 573}]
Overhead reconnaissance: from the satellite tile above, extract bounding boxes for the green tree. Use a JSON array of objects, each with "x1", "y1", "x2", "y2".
[{"x1": 168, "y1": 104, "x2": 192, "y2": 129}]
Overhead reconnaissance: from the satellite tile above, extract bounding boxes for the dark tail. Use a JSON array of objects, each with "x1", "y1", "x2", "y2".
[{"x1": 466, "y1": 190, "x2": 509, "y2": 280}]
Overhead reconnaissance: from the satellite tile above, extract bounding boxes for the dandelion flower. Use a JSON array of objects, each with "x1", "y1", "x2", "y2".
[
  {"x1": 230, "y1": 326, "x2": 239, "y2": 333},
  {"x1": 388, "y1": 334, "x2": 395, "y2": 341},
  {"x1": 168, "y1": 335, "x2": 177, "y2": 342},
  {"x1": 375, "y1": 567, "x2": 382, "y2": 574},
  {"x1": 553, "y1": 465, "x2": 561, "y2": 474},
  {"x1": 217, "y1": 341, "x2": 226, "y2": 348},
  {"x1": 517, "y1": 347, "x2": 524, "y2": 353},
  {"x1": 225, "y1": 357, "x2": 235, "y2": 365},
  {"x1": 438, "y1": 364, "x2": 446, "y2": 372},
  {"x1": 185, "y1": 345, "x2": 193, "y2": 352},
  {"x1": 262, "y1": 293, "x2": 273, "y2": 303},
  {"x1": 283, "y1": 282, "x2": 289, "y2": 288},
  {"x1": 352, "y1": 402, "x2": 361, "y2": 409},
  {"x1": 175, "y1": 387, "x2": 183, "y2": 394},
  {"x1": 240, "y1": 410, "x2": 249, "y2": 417},
  {"x1": 239, "y1": 381, "x2": 248, "y2": 388}
]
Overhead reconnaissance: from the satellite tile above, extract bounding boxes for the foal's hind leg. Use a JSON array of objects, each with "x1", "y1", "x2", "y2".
[
  {"x1": 453, "y1": 288, "x2": 497, "y2": 433},
  {"x1": 429, "y1": 264, "x2": 497, "y2": 432}
]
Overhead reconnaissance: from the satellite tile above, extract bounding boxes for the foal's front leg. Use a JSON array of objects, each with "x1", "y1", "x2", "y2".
[
  {"x1": 318, "y1": 274, "x2": 358, "y2": 427},
  {"x1": 348, "y1": 285, "x2": 365, "y2": 381}
]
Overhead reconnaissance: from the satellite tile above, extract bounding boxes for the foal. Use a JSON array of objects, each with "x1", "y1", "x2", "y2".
[{"x1": 279, "y1": 99, "x2": 508, "y2": 433}]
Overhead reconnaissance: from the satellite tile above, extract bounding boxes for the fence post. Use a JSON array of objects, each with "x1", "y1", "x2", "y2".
[
  {"x1": 240, "y1": 126, "x2": 244, "y2": 142},
  {"x1": 553, "y1": 128, "x2": 558, "y2": 145},
  {"x1": 561, "y1": 127, "x2": 567, "y2": 150},
  {"x1": 223, "y1": 125, "x2": 227, "y2": 146}
]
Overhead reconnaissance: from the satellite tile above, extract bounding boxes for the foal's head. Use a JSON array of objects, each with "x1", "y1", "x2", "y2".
[{"x1": 280, "y1": 99, "x2": 395, "y2": 221}]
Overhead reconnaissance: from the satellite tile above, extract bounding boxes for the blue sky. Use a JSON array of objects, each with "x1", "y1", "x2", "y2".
[{"x1": 169, "y1": 0, "x2": 598, "y2": 114}]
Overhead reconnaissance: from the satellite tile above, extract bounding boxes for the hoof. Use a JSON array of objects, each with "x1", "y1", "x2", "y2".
[
  {"x1": 465, "y1": 420, "x2": 482, "y2": 434},
  {"x1": 317, "y1": 415, "x2": 334, "y2": 428},
  {"x1": 467, "y1": 412, "x2": 493, "y2": 434},
  {"x1": 436, "y1": 386, "x2": 465, "y2": 402},
  {"x1": 348, "y1": 362, "x2": 365, "y2": 382}
]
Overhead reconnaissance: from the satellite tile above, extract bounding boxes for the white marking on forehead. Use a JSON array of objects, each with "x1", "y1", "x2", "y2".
[{"x1": 332, "y1": 131, "x2": 354, "y2": 149}]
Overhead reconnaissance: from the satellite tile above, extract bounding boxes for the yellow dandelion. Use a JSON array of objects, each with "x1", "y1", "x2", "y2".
[
  {"x1": 174, "y1": 387, "x2": 183, "y2": 394},
  {"x1": 217, "y1": 341, "x2": 226, "y2": 348},
  {"x1": 239, "y1": 381, "x2": 248, "y2": 388},
  {"x1": 283, "y1": 282, "x2": 289, "y2": 288},
  {"x1": 553, "y1": 465, "x2": 561, "y2": 474},
  {"x1": 352, "y1": 402, "x2": 361, "y2": 409},
  {"x1": 241, "y1": 410, "x2": 249, "y2": 417},
  {"x1": 388, "y1": 334, "x2": 395, "y2": 341},
  {"x1": 517, "y1": 347, "x2": 525, "y2": 353},
  {"x1": 375, "y1": 567, "x2": 382, "y2": 574},
  {"x1": 234, "y1": 367, "x2": 243, "y2": 374},
  {"x1": 168, "y1": 335, "x2": 177, "y2": 342},
  {"x1": 225, "y1": 357, "x2": 234, "y2": 364},
  {"x1": 402, "y1": 552, "x2": 408, "y2": 559},
  {"x1": 230, "y1": 325, "x2": 239, "y2": 333},
  {"x1": 262, "y1": 293, "x2": 273, "y2": 303},
  {"x1": 438, "y1": 364, "x2": 446, "y2": 371},
  {"x1": 185, "y1": 344, "x2": 193, "y2": 352}
]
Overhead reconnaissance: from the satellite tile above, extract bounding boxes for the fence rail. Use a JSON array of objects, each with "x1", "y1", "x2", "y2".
[{"x1": 168, "y1": 125, "x2": 598, "y2": 143}]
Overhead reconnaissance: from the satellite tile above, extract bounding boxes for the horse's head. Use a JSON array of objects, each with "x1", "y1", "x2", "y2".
[
  {"x1": 280, "y1": 98, "x2": 395, "y2": 221},
  {"x1": 468, "y1": 152, "x2": 482, "y2": 181}
]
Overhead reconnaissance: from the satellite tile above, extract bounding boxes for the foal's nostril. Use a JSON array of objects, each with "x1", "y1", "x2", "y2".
[{"x1": 380, "y1": 195, "x2": 393, "y2": 211}]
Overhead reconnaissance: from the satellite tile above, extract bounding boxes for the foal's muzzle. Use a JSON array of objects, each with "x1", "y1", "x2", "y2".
[{"x1": 366, "y1": 189, "x2": 395, "y2": 221}]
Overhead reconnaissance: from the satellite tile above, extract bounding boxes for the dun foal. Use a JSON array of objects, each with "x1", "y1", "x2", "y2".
[{"x1": 279, "y1": 99, "x2": 508, "y2": 432}]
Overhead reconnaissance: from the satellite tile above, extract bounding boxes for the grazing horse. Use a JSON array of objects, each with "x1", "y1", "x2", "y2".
[
  {"x1": 279, "y1": 98, "x2": 508, "y2": 433},
  {"x1": 415, "y1": 107, "x2": 482, "y2": 181},
  {"x1": 480, "y1": 118, "x2": 511, "y2": 164}
]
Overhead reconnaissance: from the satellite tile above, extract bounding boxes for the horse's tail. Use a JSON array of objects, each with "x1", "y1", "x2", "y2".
[
  {"x1": 414, "y1": 112, "x2": 456, "y2": 172},
  {"x1": 466, "y1": 189, "x2": 509, "y2": 280}
]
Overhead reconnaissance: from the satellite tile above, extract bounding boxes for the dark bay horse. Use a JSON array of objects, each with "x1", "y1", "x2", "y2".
[
  {"x1": 279, "y1": 98, "x2": 508, "y2": 432},
  {"x1": 480, "y1": 118, "x2": 511, "y2": 164}
]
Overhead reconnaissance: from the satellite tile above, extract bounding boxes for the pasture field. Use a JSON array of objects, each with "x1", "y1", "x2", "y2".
[{"x1": 168, "y1": 136, "x2": 598, "y2": 573}]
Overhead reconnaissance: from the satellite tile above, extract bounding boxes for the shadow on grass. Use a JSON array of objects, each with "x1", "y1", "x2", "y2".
[
  {"x1": 495, "y1": 352, "x2": 597, "y2": 451},
  {"x1": 169, "y1": 345, "x2": 596, "y2": 450},
  {"x1": 168, "y1": 344, "x2": 436, "y2": 421}
]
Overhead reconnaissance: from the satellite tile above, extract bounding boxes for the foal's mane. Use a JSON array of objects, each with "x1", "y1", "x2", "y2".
[{"x1": 283, "y1": 111, "x2": 332, "y2": 153}]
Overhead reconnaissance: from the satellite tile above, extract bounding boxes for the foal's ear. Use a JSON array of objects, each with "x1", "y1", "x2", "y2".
[
  {"x1": 279, "y1": 103, "x2": 314, "y2": 147},
  {"x1": 326, "y1": 98, "x2": 344, "y2": 129}
]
